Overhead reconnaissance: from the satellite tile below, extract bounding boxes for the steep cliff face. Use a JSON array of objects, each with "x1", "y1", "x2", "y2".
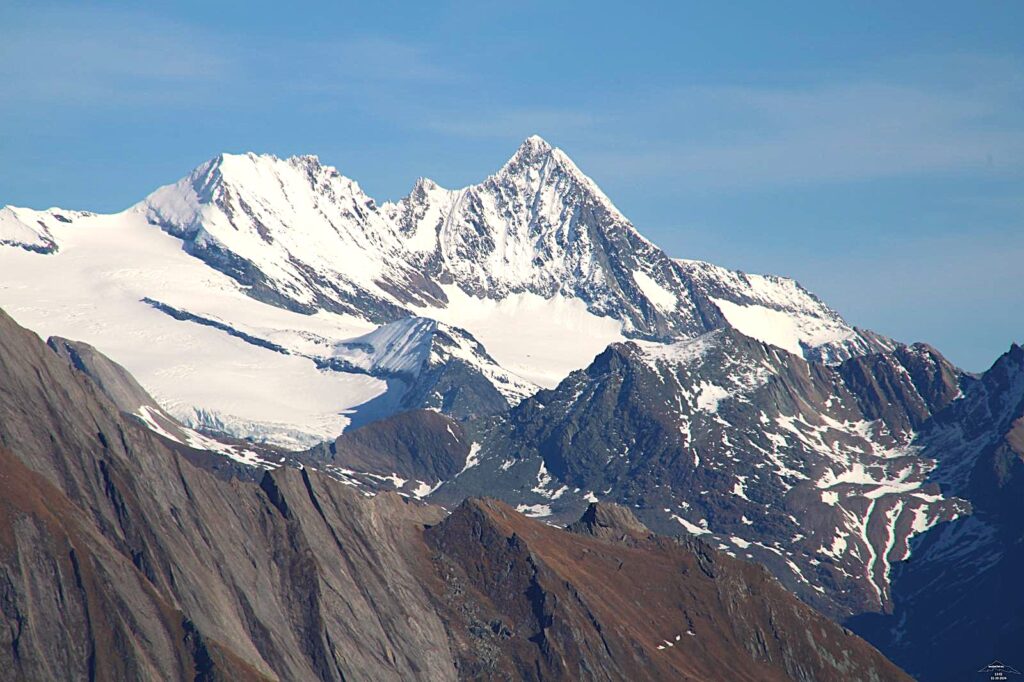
[
  {"x1": 0, "y1": 309, "x2": 908, "y2": 681},
  {"x1": 432, "y1": 327, "x2": 968, "y2": 617},
  {"x1": 0, "y1": 309, "x2": 459, "y2": 681},
  {"x1": 425, "y1": 498, "x2": 909, "y2": 682},
  {"x1": 849, "y1": 344, "x2": 1024, "y2": 681}
]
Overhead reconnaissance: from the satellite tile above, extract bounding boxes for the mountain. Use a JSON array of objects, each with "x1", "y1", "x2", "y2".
[
  {"x1": 0, "y1": 136, "x2": 884, "y2": 446},
  {"x1": 319, "y1": 316, "x2": 536, "y2": 421},
  {"x1": 5, "y1": 136, "x2": 1017, "y2": 675},
  {"x1": 848, "y1": 343, "x2": 1024, "y2": 680},
  {"x1": 427, "y1": 326, "x2": 968, "y2": 618},
  {"x1": 676, "y1": 259, "x2": 895, "y2": 363},
  {"x1": 0, "y1": 206, "x2": 72, "y2": 253},
  {"x1": 0, "y1": 308, "x2": 909, "y2": 681}
]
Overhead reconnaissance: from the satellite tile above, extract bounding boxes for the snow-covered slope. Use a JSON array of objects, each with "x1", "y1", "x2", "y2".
[
  {"x1": 676, "y1": 259, "x2": 892, "y2": 363},
  {"x1": 0, "y1": 136, "x2": 892, "y2": 446},
  {"x1": 0, "y1": 208, "x2": 387, "y2": 448},
  {"x1": 384, "y1": 135, "x2": 709, "y2": 337},
  {"x1": 0, "y1": 206, "x2": 79, "y2": 253},
  {"x1": 141, "y1": 152, "x2": 447, "y2": 320}
]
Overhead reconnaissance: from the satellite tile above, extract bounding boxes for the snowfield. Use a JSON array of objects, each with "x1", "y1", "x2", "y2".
[
  {"x1": 0, "y1": 208, "x2": 384, "y2": 448},
  {"x1": 0, "y1": 136, "x2": 886, "y2": 447}
]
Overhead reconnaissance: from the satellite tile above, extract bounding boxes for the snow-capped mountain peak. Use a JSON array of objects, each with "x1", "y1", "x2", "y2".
[
  {"x1": 491, "y1": 134, "x2": 628, "y2": 224},
  {"x1": 139, "y1": 150, "x2": 446, "y2": 320},
  {"x1": 1, "y1": 137, "x2": 894, "y2": 445}
]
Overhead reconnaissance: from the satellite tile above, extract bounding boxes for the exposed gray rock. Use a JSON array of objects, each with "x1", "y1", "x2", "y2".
[{"x1": 0, "y1": 308, "x2": 909, "y2": 681}]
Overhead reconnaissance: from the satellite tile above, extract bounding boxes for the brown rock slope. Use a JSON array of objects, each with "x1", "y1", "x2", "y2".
[
  {"x1": 426, "y1": 499, "x2": 909, "y2": 681},
  {"x1": 0, "y1": 309, "x2": 907, "y2": 680}
]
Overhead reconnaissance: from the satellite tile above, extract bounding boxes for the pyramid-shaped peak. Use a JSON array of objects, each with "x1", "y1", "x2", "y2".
[
  {"x1": 490, "y1": 135, "x2": 626, "y2": 223},
  {"x1": 498, "y1": 135, "x2": 591, "y2": 184},
  {"x1": 520, "y1": 134, "x2": 554, "y2": 153},
  {"x1": 501, "y1": 135, "x2": 559, "y2": 170}
]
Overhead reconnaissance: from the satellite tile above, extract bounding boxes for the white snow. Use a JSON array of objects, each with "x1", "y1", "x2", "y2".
[
  {"x1": 136, "y1": 406, "x2": 273, "y2": 468},
  {"x1": 411, "y1": 480, "x2": 442, "y2": 498},
  {"x1": 330, "y1": 318, "x2": 436, "y2": 376},
  {"x1": 732, "y1": 476, "x2": 750, "y2": 500},
  {"x1": 143, "y1": 153, "x2": 410, "y2": 299},
  {"x1": 632, "y1": 270, "x2": 677, "y2": 311},
  {"x1": 0, "y1": 208, "x2": 385, "y2": 448},
  {"x1": 671, "y1": 515, "x2": 710, "y2": 536},
  {"x1": 531, "y1": 460, "x2": 555, "y2": 495},
  {"x1": 819, "y1": 531, "x2": 849, "y2": 560},
  {"x1": 135, "y1": 405, "x2": 186, "y2": 443},
  {"x1": 418, "y1": 287, "x2": 623, "y2": 388},
  {"x1": 635, "y1": 331, "x2": 718, "y2": 369},
  {"x1": 712, "y1": 298, "x2": 807, "y2": 356},
  {"x1": 697, "y1": 381, "x2": 731, "y2": 413},
  {"x1": 458, "y1": 443, "x2": 482, "y2": 476},
  {"x1": 0, "y1": 206, "x2": 59, "y2": 251},
  {"x1": 911, "y1": 505, "x2": 932, "y2": 533},
  {"x1": 679, "y1": 259, "x2": 876, "y2": 362},
  {"x1": 516, "y1": 503, "x2": 553, "y2": 518}
]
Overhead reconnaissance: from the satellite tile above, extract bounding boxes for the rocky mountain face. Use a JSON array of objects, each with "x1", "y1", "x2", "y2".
[
  {"x1": 306, "y1": 408, "x2": 473, "y2": 498},
  {"x1": 849, "y1": 344, "x2": 1024, "y2": 680},
  {"x1": 45, "y1": 335, "x2": 294, "y2": 473},
  {"x1": 329, "y1": 333, "x2": 1024, "y2": 678},
  {"x1": 0, "y1": 308, "x2": 909, "y2": 680},
  {"x1": 428, "y1": 327, "x2": 968, "y2": 618},
  {"x1": 425, "y1": 497, "x2": 908, "y2": 681}
]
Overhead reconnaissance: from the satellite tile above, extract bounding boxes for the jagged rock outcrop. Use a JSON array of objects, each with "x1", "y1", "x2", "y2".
[
  {"x1": 433, "y1": 327, "x2": 969, "y2": 617},
  {"x1": 566, "y1": 502, "x2": 651, "y2": 542},
  {"x1": 848, "y1": 343, "x2": 1024, "y2": 681}
]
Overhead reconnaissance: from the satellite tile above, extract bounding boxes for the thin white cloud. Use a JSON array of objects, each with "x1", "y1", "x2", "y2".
[
  {"x1": 582, "y1": 70, "x2": 1024, "y2": 188},
  {"x1": 0, "y1": 6, "x2": 457, "y2": 108},
  {"x1": 0, "y1": 7, "x2": 229, "y2": 105}
]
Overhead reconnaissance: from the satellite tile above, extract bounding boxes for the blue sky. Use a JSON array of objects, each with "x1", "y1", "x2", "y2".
[{"x1": 1, "y1": 1, "x2": 1021, "y2": 371}]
